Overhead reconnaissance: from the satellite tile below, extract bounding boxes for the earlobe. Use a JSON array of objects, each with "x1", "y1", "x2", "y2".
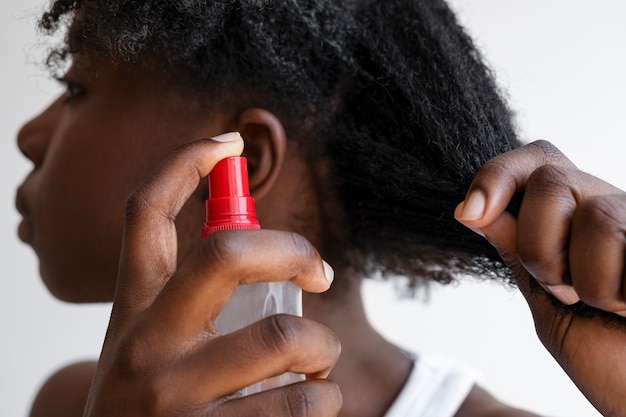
[{"x1": 236, "y1": 108, "x2": 287, "y2": 200}]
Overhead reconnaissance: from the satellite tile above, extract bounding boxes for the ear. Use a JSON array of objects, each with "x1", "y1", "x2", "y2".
[{"x1": 236, "y1": 108, "x2": 287, "y2": 200}]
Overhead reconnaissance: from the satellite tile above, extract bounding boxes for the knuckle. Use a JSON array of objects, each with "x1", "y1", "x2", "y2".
[
  {"x1": 284, "y1": 232, "x2": 319, "y2": 275},
  {"x1": 526, "y1": 164, "x2": 572, "y2": 193},
  {"x1": 476, "y1": 139, "x2": 564, "y2": 181},
  {"x1": 575, "y1": 195, "x2": 626, "y2": 233},
  {"x1": 125, "y1": 186, "x2": 152, "y2": 222},
  {"x1": 521, "y1": 261, "x2": 561, "y2": 286},
  {"x1": 283, "y1": 381, "x2": 342, "y2": 417},
  {"x1": 202, "y1": 231, "x2": 244, "y2": 269},
  {"x1": 258, "y1": 314, "x2": 304, "y2": 356},
  {"x1": 517, "y1": 246, "x2": 565, "y2": 286},
  {"x1": 124, "y1": 183, "x2": 178, "y2": 226},
  {"x1": 115, "y1": 331, "x2": 151, "y2": 378},
  {"x1": 526, "y1": 140, "x2": 575, "y2": 169},
  {"x1": 284, "y1": 383, "x2": 314, "y2": 417},
  {"x1": 475, "y1": 157, "x2": 509, "y2": 180},
  {"x1": 286, "y1": 232, "x2": 317, "y2": 260},
  {"x1": 526, "y1": 139, "x2": 565, "y2": 163}
]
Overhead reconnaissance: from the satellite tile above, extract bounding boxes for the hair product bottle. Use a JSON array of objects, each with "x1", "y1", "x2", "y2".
[{"x1": 203, "y1": 156, "x2": 303, "y2": 396}]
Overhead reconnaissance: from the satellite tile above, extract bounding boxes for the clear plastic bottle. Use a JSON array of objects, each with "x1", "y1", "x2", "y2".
[{"x1": 202, "y1": 156, "x2": 304, "y2": 396}]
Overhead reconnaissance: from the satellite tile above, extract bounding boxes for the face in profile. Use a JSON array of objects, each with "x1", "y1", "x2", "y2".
[{"x1": 16, "y1": 58, "x2": 225, "y2": 302}]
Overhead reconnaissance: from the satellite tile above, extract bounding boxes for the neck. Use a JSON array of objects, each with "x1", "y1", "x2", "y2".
[{"x1": 304, "y1": 279, "x2": 413, "y2": 417}]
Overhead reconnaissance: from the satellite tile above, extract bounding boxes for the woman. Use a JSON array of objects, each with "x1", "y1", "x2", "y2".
[{"x1": 18, "y1": 1, "x2": 626, "y2": 416}]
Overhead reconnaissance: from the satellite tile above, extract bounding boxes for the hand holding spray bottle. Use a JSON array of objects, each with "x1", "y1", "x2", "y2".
[{"x1": 202, "y1": 156, "x2": 304, "y2": 396}]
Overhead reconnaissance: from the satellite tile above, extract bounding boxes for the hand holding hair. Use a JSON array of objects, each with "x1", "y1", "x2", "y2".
[
  {"x1": 455, "y1": 140, "x2": 626, "y2": 416},
  {"x1": 84, "y1": 134, "x2": 342, "y2": 417}
]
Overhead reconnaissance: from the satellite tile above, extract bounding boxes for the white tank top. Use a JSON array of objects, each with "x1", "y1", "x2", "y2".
[{"x1": 384, "y1": 354, "x2": 479, "y2": 417}]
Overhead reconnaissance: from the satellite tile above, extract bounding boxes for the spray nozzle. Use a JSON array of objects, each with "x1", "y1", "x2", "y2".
[{"x1": 202, "y1": 156, "x2": 260, "y2": 238}]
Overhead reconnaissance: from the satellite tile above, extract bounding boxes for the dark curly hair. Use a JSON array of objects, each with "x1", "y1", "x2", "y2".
[{"x1": 39, "y1": 0, "x2": 522, "y2": 291}]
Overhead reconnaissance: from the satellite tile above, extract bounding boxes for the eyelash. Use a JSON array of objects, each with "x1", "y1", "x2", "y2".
[{"x1": 55, "y1": 77, "x2": 86, "y2": 103}]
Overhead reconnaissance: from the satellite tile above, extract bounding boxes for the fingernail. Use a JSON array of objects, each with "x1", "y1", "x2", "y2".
[
  {"x1": 546, "y1": 284, "x2": 580, "y2": 305},
  {"x1": 458, "y1": 190, "x2": 486, "y2": 221},
  {"x1": 211, "y1": 132, "x2": 242, "y2": 143},
  {"x1": 322, "y1": 260, "x2": 335, "y2": 285}
]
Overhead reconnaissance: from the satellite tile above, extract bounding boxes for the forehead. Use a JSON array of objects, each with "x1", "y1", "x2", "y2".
[
  {"x1": 57, "y1": 59, "x2": 232, "y2": 171},
  {"x1": 69, "y1": 55, "x2": 200, "y2": 113}
]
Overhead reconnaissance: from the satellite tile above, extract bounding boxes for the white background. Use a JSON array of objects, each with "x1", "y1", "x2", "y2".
[{"x1": 1, "y1": 1, "x2": 624, "y2": 416}]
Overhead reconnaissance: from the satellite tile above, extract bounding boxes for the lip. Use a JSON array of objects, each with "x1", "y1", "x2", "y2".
[{"x1": 15, "y1": 186, "x2": 34, "y2": 244}]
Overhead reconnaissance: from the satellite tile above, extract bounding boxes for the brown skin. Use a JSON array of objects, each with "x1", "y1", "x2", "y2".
[
  {"x1": 456, "y1": 140, "x2": 626, "y2": 416},
  {"x1": 20, "y1": 57, "x2": 609, "y2": 416},
  {"x1": 16, "y1": 60, "x2": 223, "y2": 302}
]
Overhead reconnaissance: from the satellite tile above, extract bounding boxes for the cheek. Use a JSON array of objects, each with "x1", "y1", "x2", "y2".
[
  {"x1": 33, "y1": 160, "x2": 134, "y2": 301},
  {"x1": 32, "y1": 139, "x2": 159, "y2": 302},
  {"x1": 30, "y1": 105, "x2": 210, "y2": 301}
]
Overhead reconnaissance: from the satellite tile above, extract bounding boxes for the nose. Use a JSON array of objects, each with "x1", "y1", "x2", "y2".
[{"x1": 17, "y1": 95, "x2": 64, "y2": 169}]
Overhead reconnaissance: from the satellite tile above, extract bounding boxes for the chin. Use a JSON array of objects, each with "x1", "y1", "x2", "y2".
[{"x1": 40, "y1": 265, "x2": 116, "y2": 304}]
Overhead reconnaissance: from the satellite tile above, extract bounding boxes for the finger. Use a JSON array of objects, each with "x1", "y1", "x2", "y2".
[
  {"x1": 455, "y1": 140, "x2": 622, "y2": 306},
  {"x1": 459, "y1": 192, "x2": 578, "y2": 308},
  {"x1": 472, "y1": 209, "x2": 573, "y2": 310},
  {"x1": 167, "y1": 315, "x2": 341, "y2": 401},
  {"x1": 455, "y1": 140, "x2": 576, "y2": 227},
  {"x1": 462, "y1": 166, "x2": 619, "y2": 305},
  {"x1": 471, "y1": 209, "x2": 518, "y2": 267},
  {"x1": 513, "y1": 165, "x2": 581, "y2": 287},
  {"x1": 457, "y1": 196, "x2": 573, "y2": 303},
  {"x1": 517, "y1": 166, "x2": 620, "y2": 292},
  {"x1": 570, "y1": 194, "x2": 626, "y2": 313},
  {"x1": 211, "y1": 380, "x2": 342, "y2": 417},
  {"x1": 467, "y1": 209, "x2": 566, "y2": 308},
  {"x1": 145, "y1": 230, "x2": 333, "y2": 340},
  {"x1": 457, "y1": 204, "x2": 560, "y2": 306},
  {"x1": 114, "y1": 133, "x2": 244, "y2": 323},
  {"x1": 197, "y1": 230, "x2": 334, "y2": 293}
]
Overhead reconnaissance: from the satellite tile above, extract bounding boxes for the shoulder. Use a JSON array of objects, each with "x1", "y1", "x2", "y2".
[
  {"x1": 29, "y1": 360, "x2": 97, "y2": 417},
  {"x1": 455, "y1": 385, "x2": 540, "y2": 417}
]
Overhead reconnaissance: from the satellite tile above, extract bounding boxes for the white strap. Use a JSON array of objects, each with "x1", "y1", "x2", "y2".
[{"x1": 385, "y1": 354, "x2": 479, "y2": 417}]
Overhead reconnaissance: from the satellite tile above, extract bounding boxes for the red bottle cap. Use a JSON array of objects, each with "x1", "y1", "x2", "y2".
[{"x1": 202, "y1": 156, "x2": 260, "y2": 238}]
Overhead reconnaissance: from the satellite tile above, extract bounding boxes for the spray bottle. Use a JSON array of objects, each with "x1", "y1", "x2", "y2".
[{"x1": 202, "y1": 156, "x2": 304, "y2": 396}]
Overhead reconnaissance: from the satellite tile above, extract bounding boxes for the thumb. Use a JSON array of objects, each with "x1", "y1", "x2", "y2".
[
  {"x1": 454, "y1": 201, "x2": 517, "y2": 269},
  {"x1": 114, "y1": 133, "x2": 244, "y2": 326}
]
